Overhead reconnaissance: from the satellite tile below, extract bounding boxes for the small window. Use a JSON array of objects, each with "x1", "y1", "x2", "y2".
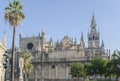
[
  {"x1": 95, "y1": 37, "x2": 99, "y2": 40},
  {"x1": 89, "y1": 37, "x2": 92, "y2": 41},
  {"x1": 93, "y1": 36, "x2": 95, "y2": 40},
  {"x1": 52, "y1": 65, "x2": 55, "y2": 69}
]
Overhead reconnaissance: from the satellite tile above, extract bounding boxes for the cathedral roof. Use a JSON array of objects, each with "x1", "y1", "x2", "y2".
[
  {"x1": 61, "y1": 36, "x2": 72, "y2": 43},
  {"x1": 60, "y1": 36, "x2": 73, "y2": 48}
]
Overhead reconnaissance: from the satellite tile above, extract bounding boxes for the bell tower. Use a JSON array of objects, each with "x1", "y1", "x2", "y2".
[{"x1": 88, "y1": 14, "x2": 100, "y2": 48}]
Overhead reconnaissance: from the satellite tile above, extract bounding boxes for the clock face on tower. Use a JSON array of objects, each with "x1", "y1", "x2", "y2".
[{"x1": 27, "y1": 42, "x2": 34, "y2": 49}]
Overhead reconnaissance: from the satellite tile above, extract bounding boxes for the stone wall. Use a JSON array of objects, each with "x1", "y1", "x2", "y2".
[
  {"x1": 0, "y1": 43, "x2": 6, "y2": 81},
  {"x1": 49, "y1": 50, "x2": 77, "y2": 58},
  {"x1": 31, "y1": 62, "x2": 71, "y2": 80}
]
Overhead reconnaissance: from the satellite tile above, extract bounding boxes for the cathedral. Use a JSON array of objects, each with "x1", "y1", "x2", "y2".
[
  {"x1": 0, "y1": 33, "x2": 7, "y2": 81},
  {"x1": 7, "y1": 14, "x2": 110, "y2": 81}
]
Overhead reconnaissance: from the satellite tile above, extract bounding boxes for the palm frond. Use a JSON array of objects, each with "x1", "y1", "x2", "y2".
[
  {"x1": 4, "y1": 0, "x2": 25, "y2": 27},
  {"x1": 22, "y1": 50, "x2": 33, "y2": 74},
  {"x1": 26, "y1": 63, "x2": 33, "y2": 73}
]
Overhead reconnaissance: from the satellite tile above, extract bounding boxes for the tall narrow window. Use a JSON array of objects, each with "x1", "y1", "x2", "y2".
[
  {"x1": 93, "y1": 35, "x2": 95, "y2": 40},
  {"x1": 52, "y1": 65, "x2": 55, "y2": 69}
]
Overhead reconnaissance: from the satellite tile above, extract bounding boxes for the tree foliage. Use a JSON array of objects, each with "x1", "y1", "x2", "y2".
[
  {"x1": 22, "y1": 50, "x2": 33, "y2": 81},
  {"x1": 22, "y1": 50, "x2": 33, "y2": 73},
  {"x1": 113, "y1": 51, "x2": 120, "y2": 77},
  {"x1": 84, "y1": 63, "x2": 93, "y2": 76},
  {"x1": 70, "y1": 55, "x2": 120, "y2": 81},
  {"x1": 85, "y1": 58, "x2": 109, "y2": 79},
  {"x1": 104, "y1": 60, "x2": 115, "y2": 78},
  {"x1": 70, "y1": 62, "x2": 86, "y2": 81},
  {"x1": 5, "y1": 0, "x2": 25, "y2": 27}
]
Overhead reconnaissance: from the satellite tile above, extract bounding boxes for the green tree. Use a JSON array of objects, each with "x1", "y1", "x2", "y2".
[
  {"x1": 22, "y1": 50, "x2": 33, "y2": 81},
  {"x1": 5, "y1": 0, "x2": 25, "y2": 81},
  {"x1": 84, "y1": 63, "x2": 93, "y2": 76},
  {"x1": 104, "y1": 60, "x2": 115, "y2": 79},
  {"x1": 90, "y1": 58, "x2": 109, "y2": 79},
  {"x1": 113, "y1": 50, "x2": 120, "y2": 81},
  {"x1": 70, "y1": 62, "x2": 86, "y2": 81},
  {"x1": 91, "y1": 58, "x2": 101, "y2": 76}
]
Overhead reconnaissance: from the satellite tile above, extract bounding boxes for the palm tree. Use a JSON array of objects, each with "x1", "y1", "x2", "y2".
[
  {"x1": 22, "y1": 50, "x2": 33, "y2": 81},
  {"x1": 4, "y1": 0, "x2": 25, "y2": 81}
]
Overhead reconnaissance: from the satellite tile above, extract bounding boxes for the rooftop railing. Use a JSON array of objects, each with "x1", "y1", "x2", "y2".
[{"x1": 31, "y1": 56, "x2": 109, "y2": 63}]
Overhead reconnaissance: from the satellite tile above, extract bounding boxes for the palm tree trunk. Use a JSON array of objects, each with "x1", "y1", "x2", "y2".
[
  {"x1": 118, "y1": 76, "x2": 120, "y2": 81},
  {"x1": 77, "y1": 77, "x2": 79, "y2": 81},
  {"x1": 11, "y1": 27, "x2": 16, "y2": 81},
  {"x1": 25, "y1": 72, "x2": 27, "y2": 81},
  {"x1": 117, "y1": 76, "x2": 120, "y2": 81}
]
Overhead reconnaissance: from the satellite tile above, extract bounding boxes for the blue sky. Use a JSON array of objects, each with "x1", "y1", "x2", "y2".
[{"x1": 0, "y1": 0, "x2": 120, "y2": 53}]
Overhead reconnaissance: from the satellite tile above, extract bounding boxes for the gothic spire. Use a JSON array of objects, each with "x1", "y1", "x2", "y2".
[
  {"x1": 50, "y1": 37, "x2": 54, "y2": 46},
  {"x1": 42, "y1": 28, "x2": 45, "y2": 34},
  {"x1": 101, "y1": 40, "x2": 104, "y2": 49},
  {"x1": 80, "y1": 32, "x2": 85, "y2": 47},
  {"x1": 74, "y1": 38, "x2": 77, "y2": 45},
  {"x1": 37, "y1": 36, "x2": 41, "y2": 51},
  {"x1": 2, "y1": 31, "x2": 6, "y2": 47},
  {"x1": 41, "y1": 28, "x2": 46, "y2": 51},
  {"x1": 81, "y1": 31, "x2": 84, "y2": 41},
  {"x1": 91, "y1": 13, "x2": 97, "y2": 29}
]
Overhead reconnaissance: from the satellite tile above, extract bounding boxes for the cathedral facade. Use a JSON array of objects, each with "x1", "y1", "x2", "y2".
[
  {"x1": 15, "y1": 15, "x2": 109, "y2": 81},
  {"x1": 0, "y1": 33, "x2": 7, "y2": 81}
]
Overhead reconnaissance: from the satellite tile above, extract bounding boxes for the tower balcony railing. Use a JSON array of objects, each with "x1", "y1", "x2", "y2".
[{"x1": 31, "y1": 56, "x2": 109, "y2": 63}]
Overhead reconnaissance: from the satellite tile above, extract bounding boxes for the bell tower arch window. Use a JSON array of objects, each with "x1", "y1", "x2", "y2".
[{"x1": 93, "y1": 35, "x2": 95, "y2": 40}]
